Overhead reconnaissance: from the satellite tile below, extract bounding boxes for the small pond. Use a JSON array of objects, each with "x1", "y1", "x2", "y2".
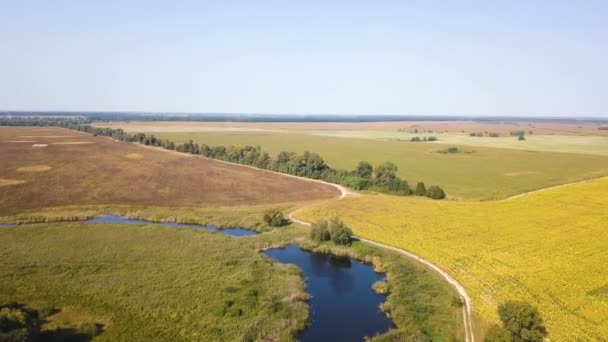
[
  {"x1": 86, "y1": 215, "x2": 257, "y2": 237},
  {"x1": 264, "y1": 245, "x2": 393, "y2": 341}
]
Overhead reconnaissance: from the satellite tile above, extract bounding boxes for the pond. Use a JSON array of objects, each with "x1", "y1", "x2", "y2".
[
  {"x1": 264, "y1": 245, "x2": 393, "y2": 341},
  {"x1": 86, "y1": 215, "x2": 258, "y2": 237}
]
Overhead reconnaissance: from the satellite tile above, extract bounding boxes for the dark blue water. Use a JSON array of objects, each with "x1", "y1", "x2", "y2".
[
  {"x1": 85, "y1": 215, "x2": 257, "y2": 237},
  {"x1": 264, "y1": 245, "x2": 393, "y2": 341}
]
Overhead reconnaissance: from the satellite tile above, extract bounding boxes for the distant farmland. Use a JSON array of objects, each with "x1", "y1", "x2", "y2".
[
  {"x1": 128, "y1": 130, "x2": 608, "y2": 200},
  {"x1": 0, "y1": 127, "x2": 339, "y2": 211},
  {"x1": 295, "y1": 178, "x2": 608, "y2": 340}
]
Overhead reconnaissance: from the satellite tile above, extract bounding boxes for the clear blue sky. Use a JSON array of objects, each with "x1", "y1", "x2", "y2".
[{"x1": 1, "y1": 1, "x2": 606, "y2": 116}]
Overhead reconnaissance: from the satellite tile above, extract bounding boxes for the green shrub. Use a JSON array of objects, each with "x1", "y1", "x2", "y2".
[
  {"x1": 414, "y1": 182, "x2": 427, "y2": 196},
  {"x1": 426, "y1": 186, "x2": 446, "y2": 200},
  {"x1": 310, "y1": 220, "x2": 330, "y2": 242},
  {"x1": 497, "y1": 301, "x2": 546, "y2": 342},
  {"x1": 328, "y1": 217, "x2": 353, "y2": 246},
  {"x1": 263, "y1": 210, "x2": 287, "y2": 227}
]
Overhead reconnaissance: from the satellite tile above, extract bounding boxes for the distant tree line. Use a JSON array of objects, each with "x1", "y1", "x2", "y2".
[
  {"x1": 410, "y1": 136, "x2": 438, "y2": 142},
  {"x1": 0, "y1": 117, "x2": 447, "y2": 199}
]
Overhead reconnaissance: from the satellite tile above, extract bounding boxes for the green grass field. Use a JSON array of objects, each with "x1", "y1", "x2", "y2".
[
  {"x1": 147, "y1": 131, "x2": 608, "y2": 200},
  {"x1": 0, "y1": 222, "x2": 311, "y2": 341},
  {"x1": 0, "y1": 213, "x2": 463, "y2": 340},
  {"x1": 295, "y1": 178, "x2": 608, "y2": 340}
]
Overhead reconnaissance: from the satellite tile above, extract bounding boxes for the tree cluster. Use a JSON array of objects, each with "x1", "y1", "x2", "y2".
[
  {"x1": 410, "y1": 136, "x2": 438, "y2": 142},
  {"x1": 1, "y1": 117, "x2": 447, "y2": 199},
  {"x1": 310, "y1": 217, "x2": 353, "y2": 245},
  {"x1": 263, "y1": 210, "x2": 287, "y2": 227},
  {"x1": 484, "y1": 301, "x2": 547, "y2": 342}
]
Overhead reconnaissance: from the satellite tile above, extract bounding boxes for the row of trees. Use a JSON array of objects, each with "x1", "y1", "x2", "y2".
[{"x1": 1, "y1": 117, "x2": 447, "y2": 198}]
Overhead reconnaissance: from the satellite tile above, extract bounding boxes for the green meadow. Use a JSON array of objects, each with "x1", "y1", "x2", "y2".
[
  {"x1": 0, "y1": 216, "x2": 462, "y2": 340},
  {"x1": 148, "y1": 131, "x2": 608, "y2": 200}
]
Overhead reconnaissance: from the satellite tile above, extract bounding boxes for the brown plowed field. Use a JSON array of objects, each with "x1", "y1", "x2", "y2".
[{"x1": 0, "y1": 127, "x2": 339, "y2": 210}]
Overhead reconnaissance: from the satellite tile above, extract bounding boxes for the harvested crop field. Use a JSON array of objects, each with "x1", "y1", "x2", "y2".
[{"x1": 0, "y1": 127, "x2": 339, "y2": 210}]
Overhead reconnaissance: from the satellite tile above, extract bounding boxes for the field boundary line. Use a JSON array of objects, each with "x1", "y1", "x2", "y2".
[
  {"x1": 288, "y1": 210, "x2": 475, "y2": 342},
  {"x1": 504, "y1": 176, "x2": 608, "y2": 200}
]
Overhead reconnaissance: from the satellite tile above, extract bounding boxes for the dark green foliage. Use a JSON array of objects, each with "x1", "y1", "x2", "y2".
[
  {"x1": 354, "y1": 161, "x2": 373, "y2": 179},
  {"x1": 0, "y1": 304, "x2": 40, "y2": 342},
  {"x1": 497, "y1": 301, "x2": 547, "y2": 342},
  {"x1": 410, "y1": 136, "x2": 421, "y2": 142},
  {"x1": 426, "y1": 186, "x2": 446, "y2": 199},
  {"x1": 310, "y1": 218, "x2": 352, "y2": 245},
  {"x1": 0, "y1": 117, "x2": 446, "y2": 198},
  {"x1": 310, "y1": 220, "x2": 331, "y2": 242},
  {"x1": 484, "y1": 325, "x2": 513, "y2": 342},
  {"x1": 415, "y1": 182, "x2": 427, "y2": 196},
  {"x1": 427, "y1": 136, "x2": 438, "y2": 141},
  {"x1": 263, "y1": 210, "x2": 287, "y2": 227},
  {"x1": 327, "y1": 217, "x2": 353, "y2": 245},
  {"x1": 518, "y1": 135, "x2": 526, "y2": 141}
]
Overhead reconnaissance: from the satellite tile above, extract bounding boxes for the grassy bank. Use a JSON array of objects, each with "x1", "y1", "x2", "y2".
[{"x1": 0, "y1": 203, "x2": 307, "y2": 232}]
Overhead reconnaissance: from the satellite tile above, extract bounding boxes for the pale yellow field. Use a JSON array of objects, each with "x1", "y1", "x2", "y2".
[{"x1": 294, "y1": 179, "x2": 608, "y2": 340}]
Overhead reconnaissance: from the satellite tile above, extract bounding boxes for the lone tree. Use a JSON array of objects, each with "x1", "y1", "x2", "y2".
[
  {"x1": 354, "y1": 161, "x2": 373, "y2": 179},
  {"x1": 426, "y1": 185, "x2": 446, "y2": 200},
  {"x1": 263, "y1": 209, "x2": 287, "y2": 227},
  {"x1": 496, "y1": 301, "x2": 547, "y2": 342},
  {"x1": 415, "y1": 182, "x2": 427, "y2": 196}
]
